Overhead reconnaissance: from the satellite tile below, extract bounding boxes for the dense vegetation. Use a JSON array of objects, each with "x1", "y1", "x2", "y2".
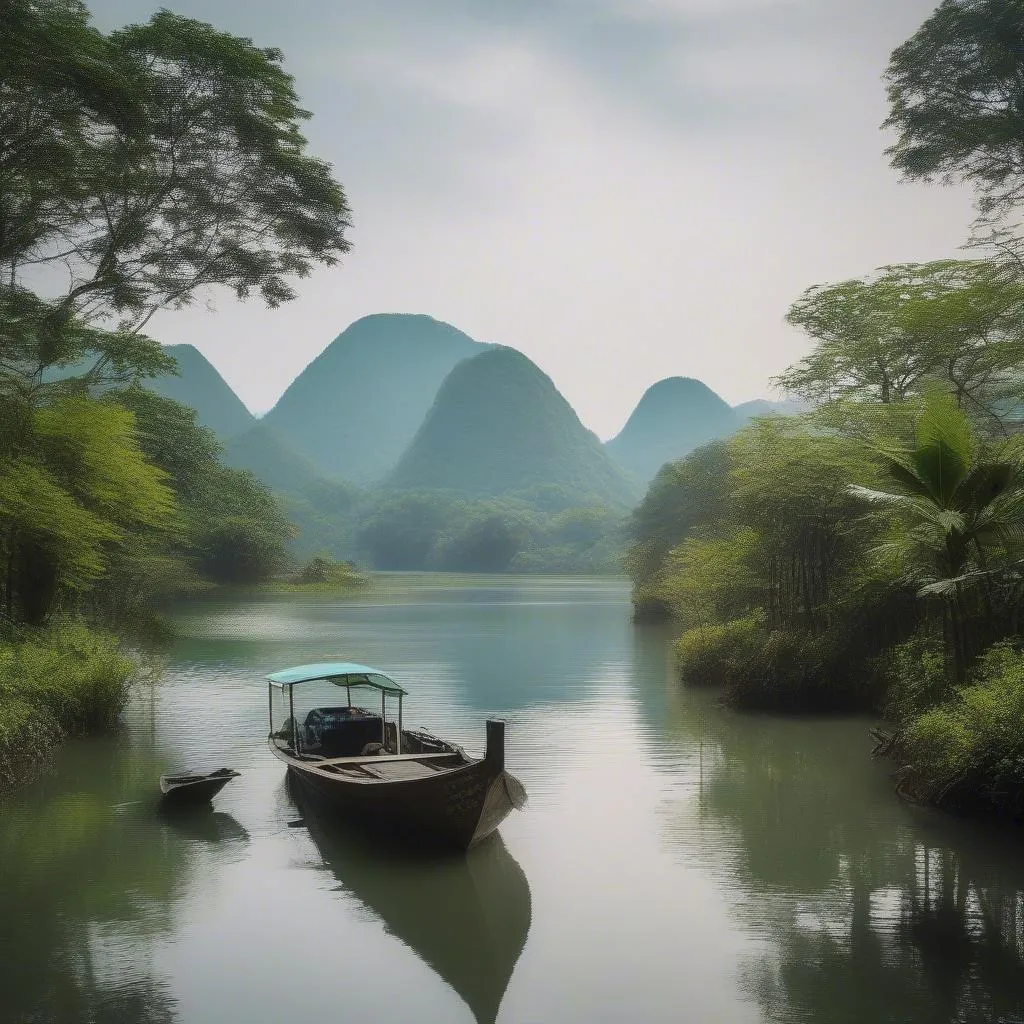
[
  {"x1": 0, "y1": 0, "x2": 350, "y2": 784},
  {"x1": 628, "y1": 0, "x2": 1024, "y2": 821}
]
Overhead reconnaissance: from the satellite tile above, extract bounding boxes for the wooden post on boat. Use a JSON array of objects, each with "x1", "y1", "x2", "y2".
[
  {"x1": 397, "y1": 694, "x2": 403, "y2": 755},
  {"x1": 485, "y1": 719, "x2": 505, "y2": 771},
  {"x1": 289, "y1": 684, "x2": 296, "y2": 752}
]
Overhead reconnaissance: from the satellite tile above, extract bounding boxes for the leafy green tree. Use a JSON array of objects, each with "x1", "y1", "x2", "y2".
[
  {"x1": 850, "y1": 392, "x2": 1024, "y2": 680},
  {"x1": 625, "y1": 441, "x2": 731, "y2": 607},
  {"x1": 355, "y1": 493, "x2": 461, "y2": 570},
  {"x1": 0, "y1": 1, "x2": 346, "y2": 620},
  {"x1": 435, "y1": 510, "x2": 533, "y2": 572},
  {"x1": 0, "y1": 397, "x2": 176, "y2": 624},
  {"x1": 884, "y1": 0, "x2": 1024, "y2": 249},
  {"x1": 777, "y1": 261, "x2": 1024, "y2": 423},
  {"x1": 1, "y1": 1, "x2": 351, "y2": 353}
]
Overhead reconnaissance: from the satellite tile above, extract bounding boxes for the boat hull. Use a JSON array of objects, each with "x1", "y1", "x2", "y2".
[
  {"x1": 158, "y1": 772, "x2": 238, "y2": 806},
  {"x1": 275, "y1": 745, "x2": 523, "y2": 851}
]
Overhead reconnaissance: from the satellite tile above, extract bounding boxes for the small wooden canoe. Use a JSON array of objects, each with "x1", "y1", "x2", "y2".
[{"x1": 159, "y1": 768, "x2": 240, "y2": 806}]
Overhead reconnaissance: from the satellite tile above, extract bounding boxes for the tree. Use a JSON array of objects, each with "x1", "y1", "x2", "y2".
[
  {"x1": 0, "y1": 397, "x2": 176, "y2": 624},
  {"x1": 626, "y1": 440, "x2": 732, "y2": 597},
  {"x1": 850, "y1": 392, "x2": 1024, "y2": 681},
  {"x1": 1, "y1": 0, "x2": 351, "y2": 400},
  {"x1": 0, "y1": 1, "x2": 347, "y2": 621},
  {"x1": 436, "y1": 510, "x2": 533, "y2": 571},
  {"x1": 883, "y1": 0, "x2": 1024, "y2": 249},
  {"x1": 777, "y1": 260, "x2": 1024, "y2": 425}
]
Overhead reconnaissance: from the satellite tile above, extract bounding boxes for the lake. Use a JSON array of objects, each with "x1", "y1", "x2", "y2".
[{"x1": 2, "y1": 575, "x2": 1023, "y2": 1023}]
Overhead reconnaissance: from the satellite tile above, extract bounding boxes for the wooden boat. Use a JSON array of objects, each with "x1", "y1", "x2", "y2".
[
  {"x1": 288, "y1": 774, "x2": 531, "y2": 1024},
  {"x1": 265, "y1": 662, "x2": 527, "y2": 850},
  {"x1": 158, "y1": 768, "x2": 240, "y2": 806}
]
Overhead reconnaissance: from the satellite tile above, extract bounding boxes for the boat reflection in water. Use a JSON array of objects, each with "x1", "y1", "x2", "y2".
[
  {"x1": 287, "y1": 775, "x2": 532, "y2": 1024},
  {"x1": 156, "y1": 803, "x2": 252, "y2": 847}
]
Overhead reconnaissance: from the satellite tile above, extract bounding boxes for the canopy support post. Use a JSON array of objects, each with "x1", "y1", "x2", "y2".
[
  {"x1": 268, "y1": 683, "x2": 273, "y2": 738},
  {"x1": 381, "y1": 689, "x2": 386, "y2": 746},
  {"x1": 346, "y1": 684, "x2": 351, "y2": 708},
  {"x1": 289, "y1": 684, "x2": 296, "y2": 753},
  {"x1": 397, "y1": 695, "x2": 403, "y2": 755}
]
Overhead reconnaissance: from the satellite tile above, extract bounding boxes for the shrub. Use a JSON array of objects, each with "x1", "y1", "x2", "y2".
[
  {"x1": 676, "y1": 614, "x2": 887, "y2": 712},
  {"x1": 881, "y1": 630, "x2": 948, "y2": 723},
  {"x1": 0, "y1": 623, "x2": 135, "y2": 791},
  {"x1": 290, "y1": 556, "x2": 367, "y2": 588},
  {"x1": 675, "y1": 614, "x2": 764, "y2": 688},
  {"x1": 904, "y1": 641, "x2": 1024, "y2": 818},
  {"x1": 0, "y1": 698, "x2": 60, "y2": 791},
  {"x1": 632, "y1": 592, "x2": 673, "y2": 623}
]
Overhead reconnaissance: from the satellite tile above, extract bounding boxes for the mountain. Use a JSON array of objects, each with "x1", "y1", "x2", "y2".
[
  {"x1": 605, "y1": 377, "x2": 740, "y2": 486},
  {"x1": 733, "y1": 397, "x2": 810, "y2": 424},
  {"x1": 223, "y1": 423, "x2": 331, "y2": 495},
  {"x1": 263, "y1": 314, "x2": 492, "y2": 484},
  {"x1": 146, "y1": 344, "x2": 255, "y2": 441},
  {"x1": 386, "y1": 346, "x2": 638, "y2": 507},
  {"x1": 41, "y1": 343, "x2": 255, "y2": 442}
]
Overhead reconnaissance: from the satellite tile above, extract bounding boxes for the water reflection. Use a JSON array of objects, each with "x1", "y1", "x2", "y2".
[
  {"x1": 0, "y1": 739, "x2": 250, "y2": 1024},
  {"x1": 288, "y1": 776, "x2": 532, "y2": 1024},
  {"x1": 636, "y1": 629, "x2": 1024, "y2": 1023},
  {"x1": 166, "y1": 575, "x2": 630, "y2": 716},
  {"x1": 157, "y1": 804, "x2": 251, "y2": 847}
]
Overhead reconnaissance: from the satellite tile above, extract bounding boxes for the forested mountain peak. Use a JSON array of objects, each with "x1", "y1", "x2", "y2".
[
  {"x1": 386, "y1": 346, "x2": 638, "y2": 506},
  {"x1": 148, "y1": 344, "x2": 256, "y2": 442},
  {"x1": 605, "y1": 376, "x2": 740, "y2": 486},
  {"x1": 262, "y1": 313, "x2": 492, "y2": 483}
]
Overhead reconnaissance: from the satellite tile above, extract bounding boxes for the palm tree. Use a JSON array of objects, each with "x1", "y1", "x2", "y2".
[{"x1": 850, "y1": 392, "x2": 1024, "y2": 681}]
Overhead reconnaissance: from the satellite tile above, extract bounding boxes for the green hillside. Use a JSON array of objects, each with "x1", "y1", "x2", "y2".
[
  {"x1": 223, "y1": 423, "x2": 329, "y2": 495},
  {"x1": 147, "y1": 344, "x2": 255, "y2": 441},
  {"x1": 263, "y1": 314, "x2": 491, "y2": 483},
  {"x1": 387, "y1": 347, "x2": 638, "y2": 507},
  {"x1": 605, "y1": 377, "x2": 740, "y2": 486}
]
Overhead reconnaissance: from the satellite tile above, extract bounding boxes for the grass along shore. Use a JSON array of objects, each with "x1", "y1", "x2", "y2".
[{"x1": 0, "y1": 623, "x2": 138, "y2": 793}]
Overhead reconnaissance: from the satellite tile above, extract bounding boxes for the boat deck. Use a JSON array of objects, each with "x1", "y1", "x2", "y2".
[{"x1": 296, "y1": 751, "x2": 464, "y2": 783}]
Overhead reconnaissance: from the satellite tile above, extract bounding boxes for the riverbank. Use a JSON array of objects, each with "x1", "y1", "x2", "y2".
[
  {"x1": 0, "y1": 623, "x2": 136, "y2": 793},
  {"x1": 660, "y1": 608, "x2": 1024, "y2": 824}
]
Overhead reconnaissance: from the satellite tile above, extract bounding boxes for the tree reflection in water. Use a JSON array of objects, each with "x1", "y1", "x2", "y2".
[
  {"x1": 631, "y1": 626, "x2": 1024, "y2": 1023},
  {"x1": 0, "y1": 738, "x2": 250, "y2": 1024}
]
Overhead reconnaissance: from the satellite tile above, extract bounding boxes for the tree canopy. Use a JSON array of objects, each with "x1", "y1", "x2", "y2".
[
  {"x1": 777, "y1": 260, "x2": 1024, "y2": 425},
  {"x1": 0, "y1": 0, "x2": 346, "y2": 625},
  {"x1": 884, "y1": 0, "x2": 1024, "y2": 246}
]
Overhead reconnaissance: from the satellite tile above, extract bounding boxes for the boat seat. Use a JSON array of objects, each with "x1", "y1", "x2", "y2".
[{"x1": 305, "y1": 707, "x2": 384, "y2": 756}]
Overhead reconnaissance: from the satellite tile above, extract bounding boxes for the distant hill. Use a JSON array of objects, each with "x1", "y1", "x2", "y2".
[
  {"x1": 733, "y1": 397, "x2": 810, "y2": 424},
  {"x1": 42, "y1": 343, "x2": 255, "y2": 442},
  {"x1": 387, "y1": 347, "x2": 639, "y2": 507},
  {"x1": 605, "y1": 377, "x2": 740, "y2": 486},
  {"x1": 223, "y1": 423, "x2": 330, "y2": 495},
  {"x1": 263, "y1": 314, "x2": 492, "y2": 484},
  {"x1": 146, "y1": 344, "x2": 255, "y2": 441}
]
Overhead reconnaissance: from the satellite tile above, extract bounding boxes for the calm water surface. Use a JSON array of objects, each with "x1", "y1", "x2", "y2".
[{"x1": 2, "y1": 575, "x2": 1024, "y2": 1023}]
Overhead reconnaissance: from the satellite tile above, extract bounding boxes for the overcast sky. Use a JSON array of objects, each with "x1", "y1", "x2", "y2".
[{"x1": 90, "y1": 0, "x2": 974, "y2": 439}]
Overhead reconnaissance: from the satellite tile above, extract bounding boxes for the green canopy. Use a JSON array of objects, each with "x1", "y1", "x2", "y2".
[{"x1": 265, "y1": 662, "x2": 407, "y2": 696}]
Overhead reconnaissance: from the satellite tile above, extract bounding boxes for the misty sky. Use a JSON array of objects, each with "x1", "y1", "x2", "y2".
[{"x1": 90, "y1": 0, "x2": 975, "y2": 439}]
